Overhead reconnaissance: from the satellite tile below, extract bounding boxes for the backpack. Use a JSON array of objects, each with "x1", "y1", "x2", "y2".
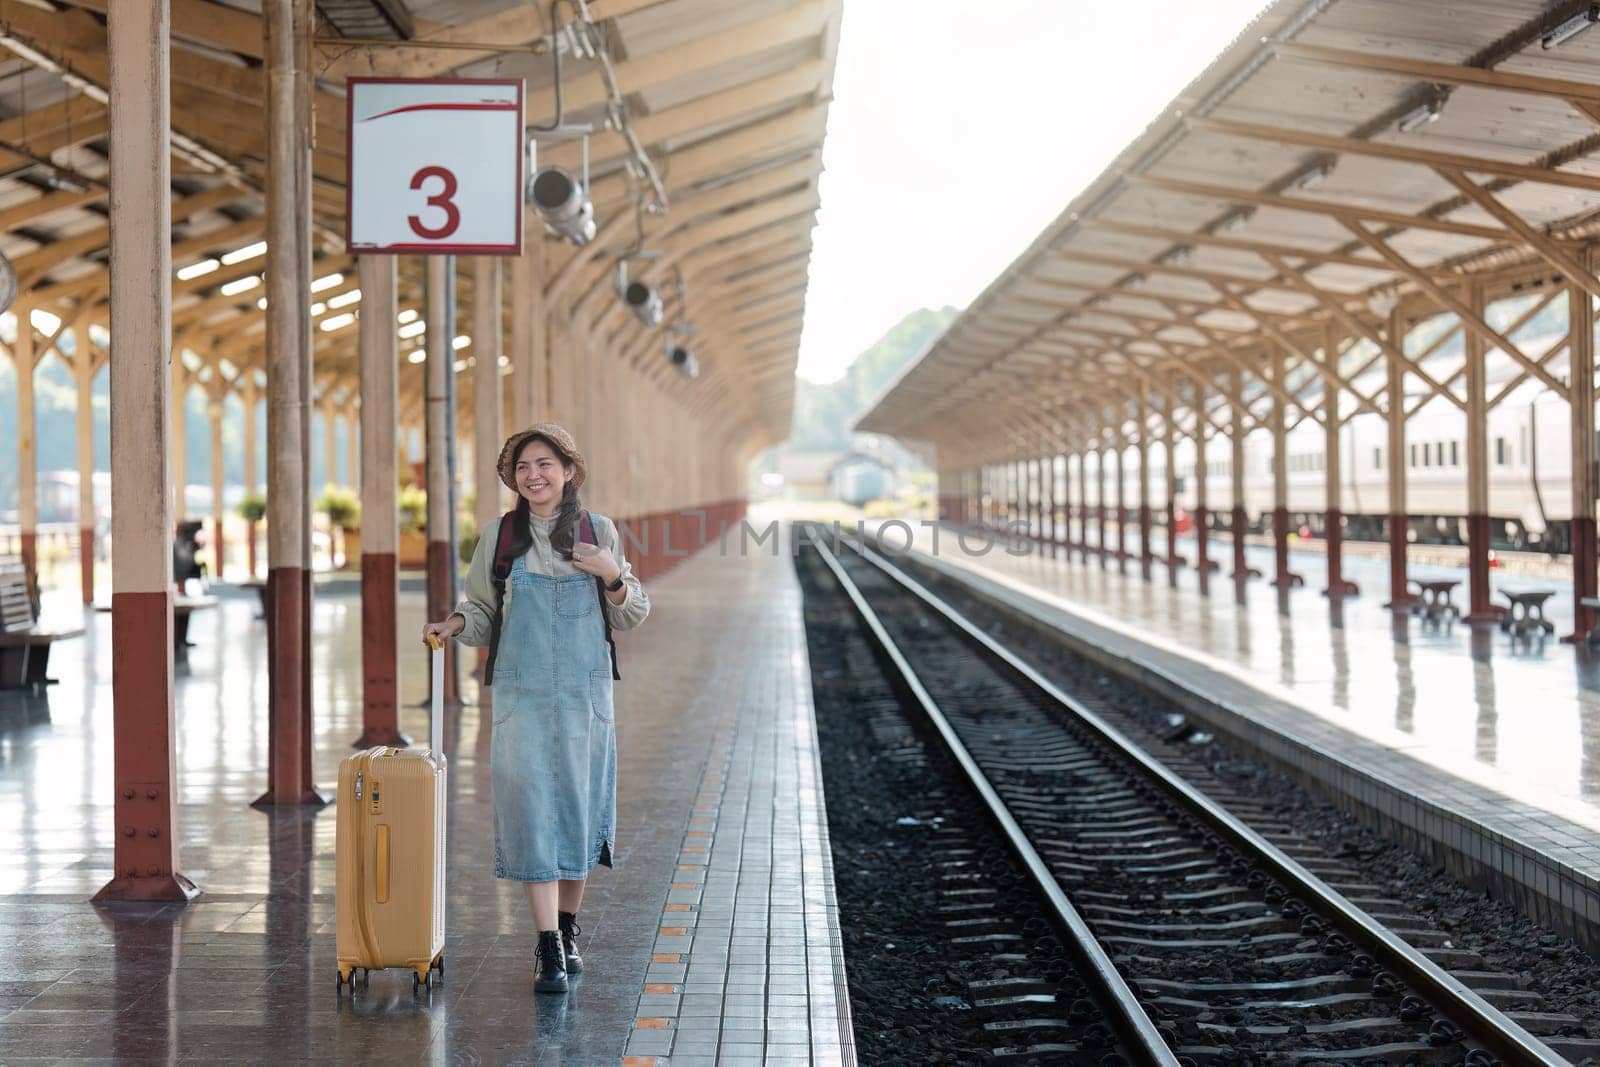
[{"x1": 483, "y1": 509, "x2": 621, "y2": 685}]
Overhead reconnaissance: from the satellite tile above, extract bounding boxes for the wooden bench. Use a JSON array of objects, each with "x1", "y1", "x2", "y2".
[{"x1": 0, "y1": 561, "x2": 84, "y2": 691}]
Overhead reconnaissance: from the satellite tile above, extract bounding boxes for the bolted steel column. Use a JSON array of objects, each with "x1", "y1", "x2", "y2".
[
  {"x1": 1229, "y1": 368, "x2": 1251, "y2": 581},
  {"x1": 1270, "y1": 345, "x2": 1292, "y2": 589},
  {"x1": 1385, "y1": 306, "x2": 1416, "y2": 609},
  {"x1": 209, "y1": 398, "x2": 225, "y2": 580},
  {"x1": 473, "y1": 256, "x2": 504, "y2": 675},
  {"x1": 15, "y1": 297, "x2": 36, "y2": 577},
  {"x1": 425, "y1": 255, "x2": 461, "y2": 706},
  {"x1": 1164, "y1": 398, "x2": 1179, "y2": 584},
  {"x1": 1464, "y1": 280, "x2": 1495, "y2": 623},
  {"x1": 356, "y1": 255, "x2": 407, "y2": 748},
  {"x1": 1193, "y1": 386, "x2": 1211, "y2": 594},
  {"x1": 1323, "y1": 324, "x2": 1354, "y2": 598},
  {"x1": 1113, "y1": 430, "x2": 1127, "y2": 573},
  {"x1": 256, "y1": 0, "x2": 325, "y2": 809},
  {"x1": 1569, "y1": 264, "x2": 1598, "y2": 644},
  {"x1": 95, "y1": 0, "x2": 198, "y2": 903},
  {"x1": 1136, "y1": 395, "x2": 1153, "y2": 579},
  {"x1": 1095, "y1": 446, "x2": 1108, "y2": 567},
  {"x1": 75, "y1": 352, "x2": 96, "y2": 604},
  {"x1": 243, "y1": 379, "x2": 259, "y2": 579}
]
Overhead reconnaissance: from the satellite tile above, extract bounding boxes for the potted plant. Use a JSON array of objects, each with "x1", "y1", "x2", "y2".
[
  {"x1": 238, "y1": 492, "x2": 266, "y2": 579},
  {"x1": 398, "y1": 485, "x2": 427, "y2": 569},
  {"x1": 317, "y1": 486, "x2": 362, "y2": 570}
]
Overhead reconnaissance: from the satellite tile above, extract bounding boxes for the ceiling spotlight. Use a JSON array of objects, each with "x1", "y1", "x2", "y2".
[
  {"x1": 1216, "y1": 206, "x2": 1255, "y2": 235},
  {"x1": 1396, "y1": 92, "x2": 1447, "y2": 134},
  {"x1": 1293, "y1": 157, "x2": 1336, "y2": 192},
  {"x1": 1544, "y1": 5, "x2": 1599, "y2": 48},
  {"x1": 529, "y1": 165, "x2": 595, "y2": 246},
  {"x1": 623, "y1": 280, "x2": 663, "y2": 326},
  {"x1": 667, "y1": 343, "x2": 698, "y2": 379}
]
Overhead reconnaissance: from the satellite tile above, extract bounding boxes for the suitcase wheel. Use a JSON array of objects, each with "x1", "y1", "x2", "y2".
[
  {"x1": 432, "y1": 954, "x2": 444, "y2": 975},
  {"x1": 412, "y1": 970, "x2": 431, "y2": 994}
]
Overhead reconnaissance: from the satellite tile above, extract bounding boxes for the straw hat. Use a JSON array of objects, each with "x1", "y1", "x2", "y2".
[{"x1": 497, "y1": 422, "x2": 587, "y2": 493}]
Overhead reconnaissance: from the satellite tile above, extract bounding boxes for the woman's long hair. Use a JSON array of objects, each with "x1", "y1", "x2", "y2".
[{"x1": 505, "y1": 433, "x2": 584, "y2": 561}]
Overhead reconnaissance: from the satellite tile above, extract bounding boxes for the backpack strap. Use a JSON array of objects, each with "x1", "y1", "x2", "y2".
[
  {"x1": 482, "y1": 509, "x2": 522, "y2": 683},
  {"x1": 581, "y1": 510, "x2": 622, "y2": 681}
]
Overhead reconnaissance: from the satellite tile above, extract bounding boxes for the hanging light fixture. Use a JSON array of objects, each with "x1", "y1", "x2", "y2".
[{"x1": 529, "y1": 165, "x2": 595, "y2": 246}]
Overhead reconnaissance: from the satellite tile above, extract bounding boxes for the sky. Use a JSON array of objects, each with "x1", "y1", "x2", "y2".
[{"x1": 795, "y1": 0, "x2": 1273, "y2": 384}]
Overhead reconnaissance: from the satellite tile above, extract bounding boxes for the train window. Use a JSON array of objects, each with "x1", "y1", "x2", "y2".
[
  {"x1": 1495, "y1": 437, "x2": 1507, "y2": 465},
  {"x1": 1450, "y1": 441, "x2": 1458, "y2": 466},
  {"x1": 1373, "y1": 447, "x2": 1382, "y2": 470}
]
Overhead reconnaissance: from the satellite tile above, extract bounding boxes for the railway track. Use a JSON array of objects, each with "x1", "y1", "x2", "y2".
[{"x1": 799, "y1": 523, "x2": 1579, "y2": 1065}]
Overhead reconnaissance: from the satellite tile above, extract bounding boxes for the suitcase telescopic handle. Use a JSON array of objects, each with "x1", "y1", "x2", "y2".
[{"x1": 426, "y1": 633, "x2": 444, "y2": 757}]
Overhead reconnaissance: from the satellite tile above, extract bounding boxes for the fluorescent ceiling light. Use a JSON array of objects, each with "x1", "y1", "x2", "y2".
[
  {"x1": 328, "y1": 289, "x2": 361, "y2": 309},
  {"x1": 310, "y1": 272, "x2": 343, "y2": 293},
  {"x1": 320, "y1": 312, "x2": 357, "y2": 332},
  {"x1": 407, "y1": 350, "x2": 426, "y2": 364},
  {"x1": 397, "y1": 308, "x2": 419, "y2": 324},
  {"x1": 1396, "y1": 96, "x2": 1445, "y2": 134},
  {"x1": 221, "y1": 241, "x2": 267, "y2": 265},
  {"x1": 452, "y1": 334, "x2": 471, "y2": 351},
  {"x1": 398, "y1": 321, "x2": 426, "y2": 339},
  {"x1": 177, "y1": 258, "x2": 219, "y2": 281},
  {"x1": 310, "y1": 302, "x2": 326, "y2": 317},
  {"x1": 219, "y1": 275, "x2": 260, "y2": 297},
  {"x1": 1544, "y1": 5, "x2": 1599, "y2": 48}
]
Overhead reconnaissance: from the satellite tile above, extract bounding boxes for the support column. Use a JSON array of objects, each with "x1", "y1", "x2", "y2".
[
  {"x1": 1324, "y1": 325, "x2": 1354, "y2": 597},
  {"x1": 1031, "y1": 455, "x2": 1042, "y2": 540},
  {"x1": 209, "y1": 398, "x2": 225, "y2": 580},
  {"x1": 357, "y1": 254, "x2": 406, "y2": 747},
  {"x1": 15, "y1": 298, "x2": 36, "y2": 576},
  {"x1": 1385, "y1": 307, "x2": 1416, "y2": 609},
  {"x1": 473, "y1": 256, "x2": 504, "y2": 674},
  {"x1": 95, "y1": 0, "x2": 198, "y2": 903},
  {"x1": 171, "y1": 361, "x2": 187, "y2": 522},
  {"x1": 243, "y1": 380, "x2": 259, "y2": 579},
  {"x1": 1136, "y1": 395, "x2": 1153, "y2": 578},
  {"x1": 1270, "y1": 345, "x2": 1292, "y2": 588},
  {"x1": 1194, "y1": 390, "x2": 1211, "y2": 592},
  {"x1": 1113, "y1": 432, "x2": 1127, "y2": 572},
  {"x1": 256, "y1": 0, "x2": 325, "y2": 809},
  {"x1": 1464, "y1": 280, "x2": 1494, "y2": 622},
  {"x1": 345, "y1": 413, "x2": 358, "y2": 490},
  {"x1": 1571, "y1": 270, "x2": 1598, "y2": 643},
  {"x1": 76, "y1": 353, "x2": 95, "y2": 603},
  {"x1": 509, "y1": 232, "x2": 543, "y2": 428},
  {"x1": 1164, "y1": 401, "x2": 1179, "y2": 582},
  {"x1": 425, "y1": 254, "x2": 461, "y2": 706},
  {"x1": 1095, "y1": 446, "x2": 1108, "y2": 566},
  {"x1": 1229, "y1": 368, "x2": 1252, "y2": 580}
]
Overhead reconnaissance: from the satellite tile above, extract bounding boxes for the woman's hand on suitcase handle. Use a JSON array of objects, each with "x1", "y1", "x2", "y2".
[
  {"x1": 571, "y1": 541, "x2": 621, "y2": 585},
  {"x1": 422, "y1": 614, "x2": 464, "y2": 647}
]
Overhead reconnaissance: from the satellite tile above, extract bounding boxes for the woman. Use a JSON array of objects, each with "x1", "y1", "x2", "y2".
[{"x1": 423, "y1": 423, "x2": 650, "y2": 994}]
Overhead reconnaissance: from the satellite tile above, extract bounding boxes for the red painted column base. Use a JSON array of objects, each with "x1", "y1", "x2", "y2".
[
  {"x1": 1565, "y1": 515, "x2": 1598, "y2": 644},
  {"x1": 94, "y1": 589, "x2": 200, "y2": 904},
  {"x1": 1230, "y1": 506, "x2": 1256, "y2": 580},
  {"x1": 427, "y1": 539, "x2": 460, "y2": 707},
  {"x1": 357, "y1": 551, "x2": 409, "y2": 748},
  {"x1": 1384, "y1": 511, "x2": 1418, "y2": 610},
  {"x1": 1270, "y1": 506, "x2": 1302, "y2": 589},
  {"x1": 1322, "y1": 508, "x2": 1358, "y2": 597},
  {"x1": 1464, "y1": 512, "x2": 1498, "y2": 623},
  {"x1": 80, "y1": 528, "x2": 94, "y2": 605},
  {"x1": 254, "y1": 567, "x2": 329, "y2": 808},
  {"x1": 20, "y1": 530, "x2": 37, "y2": 578}
]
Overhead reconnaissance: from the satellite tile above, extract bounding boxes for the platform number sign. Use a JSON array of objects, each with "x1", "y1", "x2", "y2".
[{"x1": 346, "y1": 78, "x2": 524, "y2": 256}]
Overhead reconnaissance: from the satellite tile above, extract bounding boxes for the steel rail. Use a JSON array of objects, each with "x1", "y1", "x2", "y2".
[
  {"x1": 834, "y1": 524, "x2": 1566, "y2": 1067},
  {"x1": 804, "y1": 529, "x2": 1180, "y2": 1066}
]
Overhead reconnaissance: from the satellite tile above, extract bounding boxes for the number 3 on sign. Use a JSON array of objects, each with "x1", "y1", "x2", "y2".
[{"x1": 408, "y1": 166, "x2": 460, "y2": 240}]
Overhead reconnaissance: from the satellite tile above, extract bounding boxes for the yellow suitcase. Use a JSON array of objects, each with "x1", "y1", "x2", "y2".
[{"x1": 336, "y1": 639, "x2": 448, "y2": 993}]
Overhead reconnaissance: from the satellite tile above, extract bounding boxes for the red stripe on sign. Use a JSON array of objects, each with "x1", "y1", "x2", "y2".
[{"x1": 360, "y1": 101, "x2": 519, "y2": 122}]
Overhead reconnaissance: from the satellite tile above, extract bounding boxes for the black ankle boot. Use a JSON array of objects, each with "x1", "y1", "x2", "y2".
[
  {"x1": 534, "y1": 930, "x2": 568, "y2": 993},
  {"x1": 558, "y1": 911, "x2": 584, "y2": 975}
]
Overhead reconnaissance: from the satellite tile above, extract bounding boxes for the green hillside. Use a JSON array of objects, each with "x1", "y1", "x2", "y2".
[{"x1": 788, "y1": 305, "x2": 958, "y2": 452}]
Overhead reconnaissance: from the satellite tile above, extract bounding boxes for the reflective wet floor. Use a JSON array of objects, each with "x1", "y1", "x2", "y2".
[
  {"x1": 0, "y1": 543, "x2": 850, "y2": 1065},
  {"x1": 888, "y1": 521, "x2": 1600, "y2": 828}
]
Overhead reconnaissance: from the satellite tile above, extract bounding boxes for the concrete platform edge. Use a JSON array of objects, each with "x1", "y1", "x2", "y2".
[{"x1": 899, "y1": 533, "x2": 1600, "y2": 955}]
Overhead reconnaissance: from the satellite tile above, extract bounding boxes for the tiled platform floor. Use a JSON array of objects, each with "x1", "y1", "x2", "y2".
[{"x1": 0, "y1": 541, "x2": 852, "y2": 1066}]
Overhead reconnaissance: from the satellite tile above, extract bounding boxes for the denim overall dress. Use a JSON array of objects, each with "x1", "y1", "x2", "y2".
[{"x1": 490, "y1": 555, "x2": 617, "y2": 882}]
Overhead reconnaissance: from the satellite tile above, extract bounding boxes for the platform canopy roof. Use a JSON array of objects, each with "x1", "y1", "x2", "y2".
[
  {"x1": 0, "y1": 0, "x2": 841, "y2": 445},
  {"x1": 855, "y1": 0, "x2": 1600, "y2": 459}
]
